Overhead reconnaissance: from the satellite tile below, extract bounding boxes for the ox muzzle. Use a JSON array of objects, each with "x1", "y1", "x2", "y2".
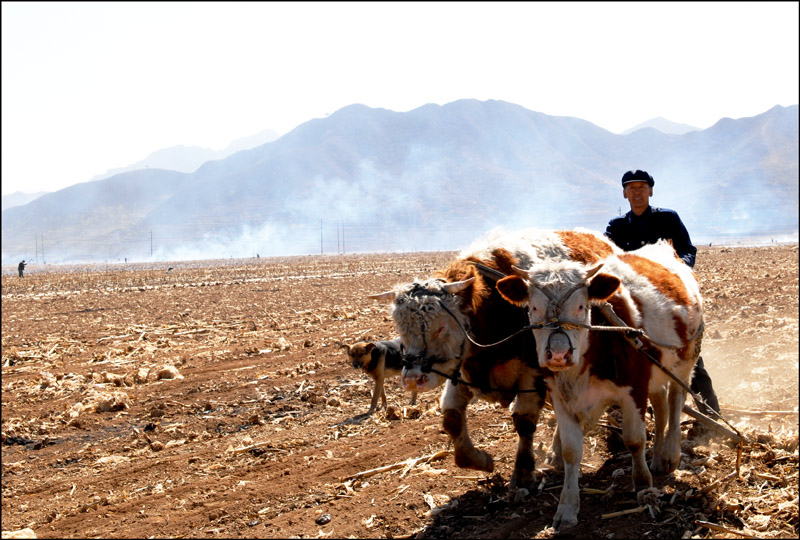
[
  {"x1": 401, "y1": 352, "x2": 450, "y2": 392},
  {"x1": 542, "y1": 328, "x2": 576, "y2": 370}
]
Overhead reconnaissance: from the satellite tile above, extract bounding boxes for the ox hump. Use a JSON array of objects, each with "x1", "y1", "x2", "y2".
[{"x1": 556, "y1": 229, "x2": 618, "y2": 264}]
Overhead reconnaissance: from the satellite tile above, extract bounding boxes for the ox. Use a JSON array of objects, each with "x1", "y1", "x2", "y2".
[
  {"x1": 369, "y1": 228, "x2": 618, "y2": 489},
  {"x1": 496, "y1": 241, "x2": 704, "y2": 530}
]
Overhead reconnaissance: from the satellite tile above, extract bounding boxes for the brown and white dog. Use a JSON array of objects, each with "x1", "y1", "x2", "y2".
[{"x1": 342, "y1": 338, "x2": 418, "y2": 415}]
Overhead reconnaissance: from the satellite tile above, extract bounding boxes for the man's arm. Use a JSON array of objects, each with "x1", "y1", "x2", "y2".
[
  {"x1": 604, "y1": 218, "x2": 623, "y2": 250},
  {"x1": 666, "y1": 212, "x2": 696, "y2": 268}
]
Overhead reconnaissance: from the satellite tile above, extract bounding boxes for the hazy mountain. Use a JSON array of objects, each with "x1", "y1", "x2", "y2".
[
  {"x1": 89, "y1": 128, "x2": 280, "y2": 181},
  {"x1": 2, "y1": 101, "x2": 797, "y2": 263},
  {"x1": 2, "y1": 191, "x2": 50, "y2": 211},
  {"x1": 622, "y1": 117, "x2": 699, "y2": 135}
]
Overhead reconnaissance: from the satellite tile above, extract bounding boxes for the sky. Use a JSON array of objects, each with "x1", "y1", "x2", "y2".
[{"x1": 2, "y1": 1, "x2": 798, "y2": 196}]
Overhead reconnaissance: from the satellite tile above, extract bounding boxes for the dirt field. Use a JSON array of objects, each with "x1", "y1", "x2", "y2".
[{"x1": 2, "y1": 245, "x2": 798, "y2": 539}]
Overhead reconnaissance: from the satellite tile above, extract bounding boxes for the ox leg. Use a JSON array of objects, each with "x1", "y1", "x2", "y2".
[
  {"x1": 551, "y1": 400, "x2": 582, "y2": 531},
  {"x1": 621, "y1": 397, "x2": 653, "y2": 490},
  {"x1": 648, "y1": 385, "x2": 668, "y2": 472},
  {"x1": 440, "y1": 380, "x2": 494, "y2": 473},
  {"x1": 510, "y1": 377, "x2": 545, "y2": 490},
  {"x1": 546, "y1": 425, "x2": 564, "y2": 472},
  {"x1": 652, "y1": 381, "x2": 686, "y2": 473}
]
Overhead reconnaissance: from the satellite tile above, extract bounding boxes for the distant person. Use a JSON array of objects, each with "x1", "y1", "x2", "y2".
[
  {"x1": 18, "y1": 260, "x2": 26, "y2": 278},
  {"x1": 604, "y1": 170, "x2": 720, "y2": 418}
]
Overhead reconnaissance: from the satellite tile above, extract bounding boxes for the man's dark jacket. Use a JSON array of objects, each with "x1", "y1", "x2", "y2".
[{"x1": 604, "y1": 206, "x2": 697, "y2": 268}]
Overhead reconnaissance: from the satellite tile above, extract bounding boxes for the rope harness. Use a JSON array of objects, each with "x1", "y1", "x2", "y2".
[
  {"x1": 399, "y1": 275, "x2": 635, "y2": 394},
  {"x1": 400, "y1": 263, "x2": 743, "y2": 441}
]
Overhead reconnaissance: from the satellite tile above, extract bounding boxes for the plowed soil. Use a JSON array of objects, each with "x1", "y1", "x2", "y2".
[{"x1": 2, "y1": 245, "x2": 798, "y2": 539}]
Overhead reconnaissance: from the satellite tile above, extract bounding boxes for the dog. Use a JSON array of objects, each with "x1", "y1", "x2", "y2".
[{"x1": 342, "y1": 338, "x2": 418, "y2": 415}]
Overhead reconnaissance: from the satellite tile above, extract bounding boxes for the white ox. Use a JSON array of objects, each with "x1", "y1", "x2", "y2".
[{"x1": 496, "y1": 241, "x2": 704, "y2": 531}]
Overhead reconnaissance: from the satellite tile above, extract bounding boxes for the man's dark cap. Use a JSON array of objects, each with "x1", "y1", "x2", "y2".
[{"x1": 621, "y1": 170, "x2": 654, "y2": 187}]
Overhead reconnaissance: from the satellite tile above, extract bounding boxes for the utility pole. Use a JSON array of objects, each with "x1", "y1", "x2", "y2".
[
  {"x1": 342, "y1": 221, "x2": 345, "y2": 254},
  {"x1": 150, "y1": 231, "x2": 153, "y2": 257},
  {"x1": 41, "y1": 234, "x2": 44, "y2": 264},
  {"x1": 35, "y1": 234, "x2": 39, "y2": 264},
  {"x1": 320, "y1": 220, "x2": 323, "y2": 255}
]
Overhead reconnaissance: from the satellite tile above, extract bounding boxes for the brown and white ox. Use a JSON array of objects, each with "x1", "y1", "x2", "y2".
[
  {"x1": 369, "y1": 228, "x2": 618, "y2": 490},
  {"x1": 496, "y1": 241, "x2": 704, "y2": 530}
]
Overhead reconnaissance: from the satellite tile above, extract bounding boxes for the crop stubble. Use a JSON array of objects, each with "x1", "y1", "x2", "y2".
[{"x1": 2, "y1": 246, "x2": 798, "y2": 538}]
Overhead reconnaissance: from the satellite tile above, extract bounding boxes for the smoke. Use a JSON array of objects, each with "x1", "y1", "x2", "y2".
[
  {"x1": 118, "y1": 147, "x2": 800, "y2": 263},
  {"x1": 652, "y1": 159, "x2": 799, "y2": 244},
  {"x1": 5, "y1": 102, "x2": 795, "y2": 265}
]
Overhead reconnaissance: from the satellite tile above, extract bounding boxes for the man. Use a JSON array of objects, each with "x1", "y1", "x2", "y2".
[
  {"x1": 605, "y1": 170, "x2": 720, "y2": 417},
  {"x1": 605, "y1": 170, "x2": 696, "y2": 266},
  {"x1": 18, "y1": 260, "x2": 26, "y2": 278}
]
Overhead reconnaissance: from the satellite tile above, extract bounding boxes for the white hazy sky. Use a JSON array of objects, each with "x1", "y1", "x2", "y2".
[{"x1": 2, "y1": 1, "x2": 798, "y2": 196}]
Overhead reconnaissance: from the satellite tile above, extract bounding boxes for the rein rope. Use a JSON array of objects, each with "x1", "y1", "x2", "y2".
[
  {"x1": 437, "y1": 288, "x2": 644, "y2": 351},
  {"x1": 406, "y1": 263, "x2": 742, "y2": 440}
]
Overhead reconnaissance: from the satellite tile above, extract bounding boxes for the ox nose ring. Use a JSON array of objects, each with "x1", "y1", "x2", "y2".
[{"x1": 546, "y1": 329, "x2": 573, "y2": 356}]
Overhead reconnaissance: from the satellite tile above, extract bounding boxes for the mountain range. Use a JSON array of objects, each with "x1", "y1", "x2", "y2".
[
  {"x1": 2, "y1": 100, "x2": 797, "y2": 263},
  {"x1": 0, "y1": 128, "x2": 280, "y2": 212},
  {"x1": 621, "y1": 117, "x2": 699, "y2": 135},
  {"x1": 88, "y1": 127, "x2": 280, "y2": 182},
  {"x1": 1, "y1": 191, "x2": 51, "y2": 212}
]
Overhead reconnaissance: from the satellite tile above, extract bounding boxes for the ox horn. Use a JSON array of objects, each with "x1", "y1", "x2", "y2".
[
  {"x1": 584, "y1": 263, "x2": 605, "y2": 280},
  {"x1": 510, "y1": 265, "x2": 530, "y2": 278},
  {"x1": 442, "y1": 277, "x2": 475, "y2": 294},
  {"x1": 368, "y1": 290, "x2": 396, "y2": 302}
]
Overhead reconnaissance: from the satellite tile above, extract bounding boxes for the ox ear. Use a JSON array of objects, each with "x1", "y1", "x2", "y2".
[
  {"x1": 496, "y1": 275, "x2": 530, "y2": 307},
  {"x1": 368, "y1": 290, "x2": 396, "y2": 302},
  {"x1": 588, "y1": 273, "x2": 621, "y2": 301},
  {"x1": 442, "y1": 277, "x2": 475, "y2": 295}
]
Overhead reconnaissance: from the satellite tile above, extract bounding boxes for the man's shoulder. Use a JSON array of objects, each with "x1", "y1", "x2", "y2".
[
  {"x1": 650, "y1": 206, "x2": 680, "y2": 217},
  {"x1": 607, "y1": 213, "x2": 630, "y2": 227}
]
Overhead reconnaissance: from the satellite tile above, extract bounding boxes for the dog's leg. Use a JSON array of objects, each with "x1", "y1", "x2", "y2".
[
  {"x1": 409, "y1": 390, "x2": 418, "y2": 406},
  {"x1": 367, "y1": 376, "x2": 381, "y2": 414},
  {"x1": 379, "y1": 379, "x2": 388, "y2": 410}
]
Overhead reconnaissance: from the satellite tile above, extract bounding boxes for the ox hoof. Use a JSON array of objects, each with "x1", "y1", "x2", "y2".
[
  {"x1": 509, "y1": 468, "x2": 536, "y2": 491},
  {"x1": 650, "y1": 453, "x2": 681, "y2": 475},
  {"x1": 454, "y1": 449, "x2": 494, "y2": 473},
  {"x1": 632, "y1": 470, "x2": 654, "y2": 491},
  {"x1": 552, "y1": 505, "x2": 578, "y2": 532},
  {"x1": 545, "y1": 452, "x2": 564, "y2": 473}
]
